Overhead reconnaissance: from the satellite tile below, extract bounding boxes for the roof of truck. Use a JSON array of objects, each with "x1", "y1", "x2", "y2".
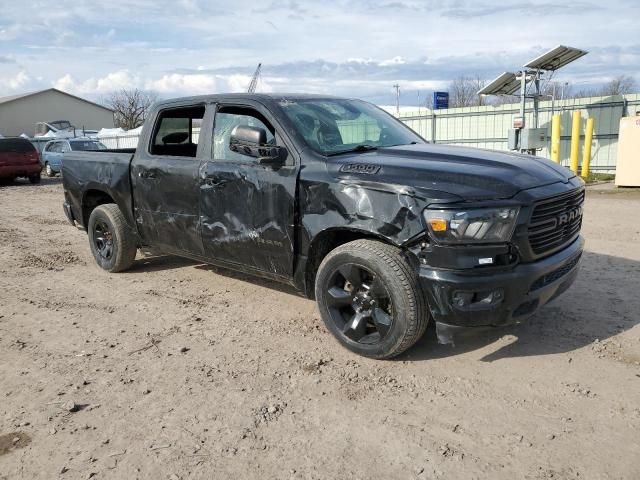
[{"x1": 154, "y1": 92, "x2": 347, "y2": 108}]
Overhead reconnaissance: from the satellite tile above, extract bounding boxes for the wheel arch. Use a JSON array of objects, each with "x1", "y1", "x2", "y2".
[
  {"x1": 81, "y1": 188, "x2": 116, "y2": 229},
  {"x1": 303, "y1": 227, "x2": 402, "y2": 299}
]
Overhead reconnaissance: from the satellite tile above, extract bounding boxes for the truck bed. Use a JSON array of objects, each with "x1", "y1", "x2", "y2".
[{"x1": 62, "y1": 150, "x2": 137, "y2": 229}]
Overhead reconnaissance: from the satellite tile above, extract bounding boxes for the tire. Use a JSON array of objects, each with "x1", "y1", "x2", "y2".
[
  {"x1": 87, "y1": 204, "x2": 137, "y2": 272},
  {"x1": 315, "y1": 239, "x2": 428, "y2": 359},
  {"x1": 28, "y1": 172, "x2": 41, "y2": 184},
  {"x1": 45, "y1": 163, "x2": 55, "y2": 177}
]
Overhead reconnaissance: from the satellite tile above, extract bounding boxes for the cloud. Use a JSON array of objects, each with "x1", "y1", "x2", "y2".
[
  {"x1": 0, "y1": 0, "x2": 635, "y2": 106},
  {"x1": 53, "y1": 70, "x2": 141, "y2": 94},
  {"x1": 145, "y1": 73, "x2": 219, "y2": 94},
  {"x1": 378, "y1": 56, "x2": 407, "y2": 67},
  {"x1": 145, "y1": 72, "x2": 274, "y2": 95},
  {"x1": 441, "y1": 2, "x2": 600, "y2": 18},
  {"x1": 0, "y1": 71, "x2": 31, "y2": 91},
  {"x1": 49, "y1": 70, "x2": 274, "y2": 97}
]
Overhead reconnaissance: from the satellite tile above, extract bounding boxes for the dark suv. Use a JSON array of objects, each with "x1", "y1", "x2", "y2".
[{"x1": 0, "y1": 138, "x2": 41, "y2": 183}]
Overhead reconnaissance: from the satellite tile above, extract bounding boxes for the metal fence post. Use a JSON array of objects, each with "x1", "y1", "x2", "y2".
[
  {"x1": 569, "y1": 110, "x2": 581, "y2": 174},
  {"x1": 431, "y1": 113, "x2": 437, "y2": 144},
  {"x1": 581, "y1": 117, "x2": 595, "y2": 177},
  {"x1": 550, "y1": 114, "x2": 561, "y2": 163}
]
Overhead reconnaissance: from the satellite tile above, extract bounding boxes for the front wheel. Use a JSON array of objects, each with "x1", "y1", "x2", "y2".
[
  {"x1": 87, "y1": 204, "x2": 137, "y2": 272},
  {"x1": 315, "y1": 239, "x2": 428, "y2": 359},
  {"x1": 45, "y1": 163, "x2": 55, "y2": 177}
]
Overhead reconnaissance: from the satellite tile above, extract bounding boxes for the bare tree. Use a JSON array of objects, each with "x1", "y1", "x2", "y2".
[
  {"x1": 447, "y1": 75, "x2": 487, "y2": 108},
  {"x1": 489, "y1": 94, "x2": 520, "y2": 106},
  {"x1": 597, "y1": 75, "x2": 636, "y2": 96},
  {"x1": 564, "y1": 75, "x2": 636, "y2": 99},
  {"x1": 540, "y1": 81, "x2": 573, "y2": 100},
  {"x1": 103, "y1": 89, "x2": 158, "y2": 130}
]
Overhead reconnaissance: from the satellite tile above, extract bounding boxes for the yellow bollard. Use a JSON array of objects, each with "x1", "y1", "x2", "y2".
[
  {"x1": 550, "y1": 114, "x2": 561, "y2": 163},
  {"x1": 581, "y1": 117, "x2": 594, "y2": 178},
  {"x1": 569, "y1": 110, "x2": 581, "y2": 174}
]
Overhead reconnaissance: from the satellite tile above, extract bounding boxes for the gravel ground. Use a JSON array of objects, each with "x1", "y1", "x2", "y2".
[{"x1": 1, "y1": 177, "x2": 639, "y2": 480}]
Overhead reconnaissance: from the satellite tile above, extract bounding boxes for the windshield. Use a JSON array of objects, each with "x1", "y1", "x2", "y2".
[
  {"x1": 51, "y1": 121, "x2": 73, "y2": 130},
  {"x1": 0, "y1": 138, "x2": 36, "y2": 153},
  {"x1": 70, "y1": 141, "x2": 107, "y2": 151},
  {"x1": 278, "y1": 98, "x2": 424, "y2": 155}
]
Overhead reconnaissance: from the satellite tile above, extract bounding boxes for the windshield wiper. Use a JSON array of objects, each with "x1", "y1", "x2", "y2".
[{"x1": 326, "y1": 144, "x2": 378, "y2": 157}]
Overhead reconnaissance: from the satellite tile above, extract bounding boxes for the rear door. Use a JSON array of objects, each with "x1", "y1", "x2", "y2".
[
  {"x1": 199, "y1": 102, "x2": 299, "y2": 278},
  {"x1": 43, "y1": 141, "x2": 62, "y2": 169},
  {"x1": 53, "y1": 142, "x2": 67, "y2": 170},
  {"x1": 131, "y1": 104, "x2": 208, "y2": 255},
  {"x1": 42, "y1": 142, "x2": 56, "y2": 167}
]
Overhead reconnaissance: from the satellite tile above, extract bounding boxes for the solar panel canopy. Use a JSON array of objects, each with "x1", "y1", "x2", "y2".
[
  {"x1": 524, "y1": 45, "x2": 588, "y2": 71},
  {"x1": 477, "y1": 72, "x2": 521, "y2": 96}
]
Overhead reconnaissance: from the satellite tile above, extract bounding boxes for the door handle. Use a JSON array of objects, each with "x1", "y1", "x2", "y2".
[
  {"x1": 138, "y1": 170, "x2": 157, "y2": 179},
  {"x1": 204, "y1": 176, "x2": 227, "y2": 187}
]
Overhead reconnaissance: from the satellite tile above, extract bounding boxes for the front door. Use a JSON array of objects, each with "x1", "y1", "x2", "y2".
[
  {"x1": 131, "y1": 104, "x2": 207, "y2": 255},
  {"x1": 199, "y1": 103, "x2": 298, "y2": 278}
]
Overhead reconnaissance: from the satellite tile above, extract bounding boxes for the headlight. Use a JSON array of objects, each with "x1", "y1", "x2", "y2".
[{"x1": 424, "y1": 207, "x2": 519, "y2": 244}]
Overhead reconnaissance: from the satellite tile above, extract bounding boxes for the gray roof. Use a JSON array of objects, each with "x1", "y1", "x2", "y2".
[
  {"x1": 154, "y1": 92, "x2": 347, "y2": 109},
  {"x1": 0, "y1": 88, "x2": 114, "y2": 112}
]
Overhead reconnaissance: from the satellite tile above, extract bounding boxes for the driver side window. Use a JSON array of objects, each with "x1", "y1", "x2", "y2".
[{"x1": 213, "y1": 107, "x2": 275, "y2": 161}]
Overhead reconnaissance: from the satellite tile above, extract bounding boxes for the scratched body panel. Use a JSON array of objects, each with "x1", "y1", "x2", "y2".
[
  {"x1": 62, "y1": 150, "x2": 136, "y2": 228},
  {"x1": 199, "y1": 159, "x2": 297, "y2": 277},
  {"x1": 131, "y1": 154, "x2": 203, "y2": 256}
]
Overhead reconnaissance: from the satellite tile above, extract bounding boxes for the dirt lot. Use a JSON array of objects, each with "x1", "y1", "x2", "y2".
[{"x1": 1, "y1": 178, "x2": 639, "y2": 480}]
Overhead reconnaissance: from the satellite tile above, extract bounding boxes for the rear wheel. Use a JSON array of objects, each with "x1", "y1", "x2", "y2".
[
  {"x1": 87, "y1": 204, "x2": 137, "y2": 272},
  {"x1": 28, "y1": 172, "x2": 41, "y2": 184},
  {"x1": 315, "y1": 239, "x2": 428, "y2": 359},
  {"x1": 45, "y1": 163, "x2": 55, "y2": 177}
]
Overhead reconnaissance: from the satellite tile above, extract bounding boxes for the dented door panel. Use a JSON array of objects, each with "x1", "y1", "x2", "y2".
[
  {"x1": 131, "y1": 154, "x2": 203, "y2": 254},
  {"x1": 199, "y1": 160, "x2": 297, "y2": 277}
]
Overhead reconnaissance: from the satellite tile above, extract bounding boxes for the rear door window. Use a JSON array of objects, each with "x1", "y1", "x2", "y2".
[
  {"x1": 0, "y1": 138, "x2": 36, "y2": 153},
  {"x1": 70, "y1": 141, "x2": 107, "y2": 151},
  {"x1": 150, "y1": 105, "x2": 205, "y2": 157}
]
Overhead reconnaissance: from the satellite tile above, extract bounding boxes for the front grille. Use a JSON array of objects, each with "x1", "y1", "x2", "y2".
[
  {"x1": 529, "y1": 253, "x2": 582, "y2": 292},
  {"x1": 527, "y1": 188, "x2": 584, "y2": 256}
]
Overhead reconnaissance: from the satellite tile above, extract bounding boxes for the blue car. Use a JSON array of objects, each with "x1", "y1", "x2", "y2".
[{"x1": 41, "y1": 138, "x2": 107, "y2": 177}]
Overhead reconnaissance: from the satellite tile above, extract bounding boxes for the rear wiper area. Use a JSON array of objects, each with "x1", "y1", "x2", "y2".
[{"x1": 326, "y1": 144, "x2": 378, "y2": 157}]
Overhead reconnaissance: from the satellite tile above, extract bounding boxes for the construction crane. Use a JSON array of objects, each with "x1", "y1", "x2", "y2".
[{"x1": 247, "y1": 63, "x2": 262, "y2": 93}]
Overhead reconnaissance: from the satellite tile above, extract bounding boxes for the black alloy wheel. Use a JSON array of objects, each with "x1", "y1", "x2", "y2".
[
  {"x1": 93, "y1": 219, "x2": 113, "y2": 260},
  {"x1": 315, "y1": 239, "x2": 428, "y2": 359},
  {"x1": 325, "y1": 264, "x2": 393, "y2": 344},
  {"x1": 87, "y1": 203, "x2": 137, "y2": 272}
]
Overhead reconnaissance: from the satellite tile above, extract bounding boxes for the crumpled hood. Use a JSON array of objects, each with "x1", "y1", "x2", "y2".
[{"x1": 331, "y1": 143, "x2": 575, "y2": 201}]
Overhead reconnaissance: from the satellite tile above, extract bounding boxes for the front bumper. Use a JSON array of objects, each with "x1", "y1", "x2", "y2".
[{"x1": 418, "y1": 236, "x2": 584, "y2": 342}]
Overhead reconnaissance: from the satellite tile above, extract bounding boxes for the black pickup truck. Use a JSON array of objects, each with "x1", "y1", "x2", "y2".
[{"x1": 62, "y1": 93, "x2": 584, "y2": 358}]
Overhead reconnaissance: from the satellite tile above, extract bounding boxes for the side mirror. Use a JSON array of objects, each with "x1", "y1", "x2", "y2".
[{"x1": 229, "y1": 125, "x2": 286, "y2": 166}]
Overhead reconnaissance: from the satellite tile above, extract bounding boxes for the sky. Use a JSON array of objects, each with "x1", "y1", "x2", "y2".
[{"x1": 0, "y1": 0, "x2": 637, "y2": 106}]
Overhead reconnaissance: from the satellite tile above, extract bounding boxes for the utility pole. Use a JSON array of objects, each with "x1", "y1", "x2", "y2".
[{"x1": 393, "y1": 84, "x2": 400, "y2": 116}]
